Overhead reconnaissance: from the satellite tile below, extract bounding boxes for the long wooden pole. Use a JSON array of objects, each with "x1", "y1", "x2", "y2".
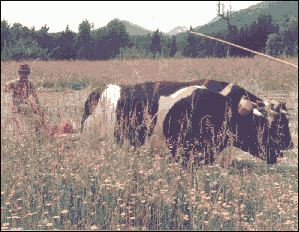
[{"x1": 190, "y1": 31, "x2": 298, "y2": 69}]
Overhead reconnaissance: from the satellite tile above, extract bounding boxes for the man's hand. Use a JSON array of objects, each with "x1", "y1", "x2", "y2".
[
  {"x1": 4, "y1": 81, "x2": 12, "y2": 93},
  {"x1": 32, "y1": 88, "x2": 41, "y2": 108}
]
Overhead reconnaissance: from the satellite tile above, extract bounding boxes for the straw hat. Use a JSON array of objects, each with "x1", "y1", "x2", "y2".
[{"x1": 19, "y1": 64, "x2": 30, "y2": 74}]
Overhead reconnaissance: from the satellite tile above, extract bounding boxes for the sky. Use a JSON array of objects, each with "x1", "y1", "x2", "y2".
[{"x1": 1, "y1": 1, "x2": 263, "y2": 34}]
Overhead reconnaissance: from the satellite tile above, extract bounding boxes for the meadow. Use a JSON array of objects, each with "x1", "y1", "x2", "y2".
[{"x1": 1, "y1": 55, "x2": 298, "y2": 230}]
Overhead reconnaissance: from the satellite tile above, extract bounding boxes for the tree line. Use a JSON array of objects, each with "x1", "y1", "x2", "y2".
[
  {"x1": 183, "y1": 14, "x2": 298, "y2": 58},
  {"x1": 1, "y1": 15, "x2": 297, "y2": 62},
  {"x1": 1, "y1": 19, "x2": 178, "y2": 61}
]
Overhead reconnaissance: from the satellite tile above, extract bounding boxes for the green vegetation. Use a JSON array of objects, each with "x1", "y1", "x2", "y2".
[{"x1": 1, "y1": 1, "x2": 298, "y2": 62}]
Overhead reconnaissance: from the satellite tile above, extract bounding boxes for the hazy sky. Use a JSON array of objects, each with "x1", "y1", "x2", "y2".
[{"x1": 2, "y1": 1, "x2": 263, "y2": 34}]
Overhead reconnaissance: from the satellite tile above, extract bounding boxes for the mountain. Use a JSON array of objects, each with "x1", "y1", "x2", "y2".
[
  {"x1": 120, "y1": 20, "x2": 155, "y2": 36},
  {"x1": 193, "y1": 1, "x2": 298, "y2": 35},
  {"x1": 119, "y1": 20, "x2": 188, "y2": 36},
  {"x1": 166, "y1": 26, "x2": 188, "y2": 36},
  {"x1": 118, "y1": 1, "x2": 297, "y2": 39}
]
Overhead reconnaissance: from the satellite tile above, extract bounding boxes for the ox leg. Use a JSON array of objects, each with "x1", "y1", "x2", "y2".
[
  {"x1": 266, "y1": 147, "x2": 278, "y2": 164},
  {"x1": 266, "y1": 139, "x2": 278, "y2": 164},
  {"x1": 260, "y1": 127, "x2": 278, "y2": 164}
]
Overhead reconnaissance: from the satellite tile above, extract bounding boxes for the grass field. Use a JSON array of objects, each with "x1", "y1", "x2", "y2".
[{"x1": 1, "y1": 56, "x2": 298, "y2": 230}]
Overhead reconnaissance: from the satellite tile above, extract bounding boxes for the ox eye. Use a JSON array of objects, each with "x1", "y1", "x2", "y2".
[{"x1": 258, "y1": 102, "x2": 265, "y2": 108}]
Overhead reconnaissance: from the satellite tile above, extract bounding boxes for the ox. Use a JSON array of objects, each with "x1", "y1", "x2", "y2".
[{"x1": 80, "y1": 80, "x2": 293, "y2": 165}]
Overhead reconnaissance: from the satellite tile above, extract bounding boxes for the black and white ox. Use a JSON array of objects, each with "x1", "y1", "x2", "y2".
[{"x1": 80, "y1": 80, "x2": 293, "y2": 165}]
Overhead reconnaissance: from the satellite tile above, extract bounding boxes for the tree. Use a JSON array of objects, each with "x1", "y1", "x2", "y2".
[
  {"x1": 265, "y1": 33, "x2": 283, "y2": 57},
  {"x1": 211, "y1": 32, "x2": 226, "y2": 58},
  {"x1": 169, "y1": 35, "x2": 177, "y2": 57},
  {"x1": 182, "y1": 27, "x2": 199, "y2": 58},
  {"x1": 280, "y1": 17, "x2": 298, "y2": 56},
  {"x1": 89, "y1": 19, "x2": 132, "y2": 61},
  {"x1": 231, "y1": 27, "x2": 248, "y2": 57},
  {"x1": 217, "y1": 1, "x2": 233, "y2": 56},
  {"x1": 150, "y1": 29, "x2": 163, "y2": 59},
  {"x1": 9, "y1": 23, "x2": 23, "y2": 47},
  {"x1": 251, "y1": 14, "x2": 277, "y2": 54},
  {"x1": 50, "y1": 25, "x2": 76, "y2": 60},
  {"x1": 34, "y1": 24, "x2": 52, "y2": 51},
  {"x1": 4, "y1": 37, "x2": 50, "y2": 61},
  {"x1": 104, "y1": 19, "x2": 132, "y2": 60},
  {"x1": 73, "y1": 19, "x2": 92, "y2": 60},
  {"x1": 1, "y1": 19, "x2": 11, "y2": 56},
  {"x1": 266, "y1": 17, "x2": 298, "y2": 57}
]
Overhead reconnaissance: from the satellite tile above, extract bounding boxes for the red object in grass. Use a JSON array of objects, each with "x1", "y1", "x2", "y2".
[
  {"x1": 61, "y1": 121, "x2": 74, "y2": 134},
  {"x1": 50, "y1": 121, "x2": 74, "y2": 136}
]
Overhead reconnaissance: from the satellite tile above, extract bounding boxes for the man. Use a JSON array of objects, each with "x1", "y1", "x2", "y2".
[
  {"x1": 4, "y1": 64, "x2": 75, "y2": 142},
  {"x1": 4, "y1": 64, "x2": 41, "y2": 114},
  {"x1": 4, "y1": 64, "x2": 44, "y2": 134}
]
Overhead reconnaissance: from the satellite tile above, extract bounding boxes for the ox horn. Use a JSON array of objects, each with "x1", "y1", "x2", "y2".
[
  {"x1": 238, "y1": 96, "x2": 265, "y2": 116},
  {"x1": 280, "y1": 109, "x2": 289, "y2": 115},
  {"x1": 253, "y1": 108, "x2": 263, "y2": 116},
  {"x1": 238, "y1": 96, "x2": 254, "y2": 116}
]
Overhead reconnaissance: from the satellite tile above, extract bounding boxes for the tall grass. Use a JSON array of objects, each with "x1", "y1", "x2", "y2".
[{"x1": 1, "y1": 56, "x2": 298, "y2": 230}]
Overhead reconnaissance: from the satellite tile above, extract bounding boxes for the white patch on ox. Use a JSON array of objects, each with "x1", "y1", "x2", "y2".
[
  {"x1": 219, "y1": 83, "x2": 234, "y2": 96},
  {"x1": 83, "y1": 84, "x2": 121, "y2": 139},
  {"x1": 253, "y1": 108, "x2": 263, "y2": 116},
  {"x1": 149, "y1": 85, "x2": 207, "y2": 148}
]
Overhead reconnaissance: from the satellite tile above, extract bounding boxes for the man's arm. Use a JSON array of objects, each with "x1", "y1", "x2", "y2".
[
  {"x1": 31, "y1": 87, "x2": 41, "y2": 108},
  {"x1": 31, "y1": 86, "x2": 46, "y2": 125}
]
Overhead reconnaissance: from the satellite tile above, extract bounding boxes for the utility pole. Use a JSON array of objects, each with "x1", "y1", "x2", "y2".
[{"x1": 217, "y1": 2, "x2": 233, "y2": 56}]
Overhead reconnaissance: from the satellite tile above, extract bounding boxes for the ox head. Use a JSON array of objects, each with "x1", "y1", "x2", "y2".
[
  {"x1": 197, "y1": 80, "x2": 292, "y2": 164},
  {"x1": 236, "y1": 96, "x2": 293, "y2": 163},
  {"x1": 256, "y1": 99, "x2": 293, "y2": 151}
]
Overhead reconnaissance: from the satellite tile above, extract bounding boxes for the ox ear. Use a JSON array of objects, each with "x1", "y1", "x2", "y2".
[
  {"x1": 265, "y1": 100, "x2": 290, "y2": 115},
  {"x1": 238, "y1": 95, "x2": 254, "y2": 116},
  {"x1": 255, "y1": 99, "x2": 266, "y2": 108},
  {"x1": 278, "y1": 101, "x2": 290, "y2": 115}
]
